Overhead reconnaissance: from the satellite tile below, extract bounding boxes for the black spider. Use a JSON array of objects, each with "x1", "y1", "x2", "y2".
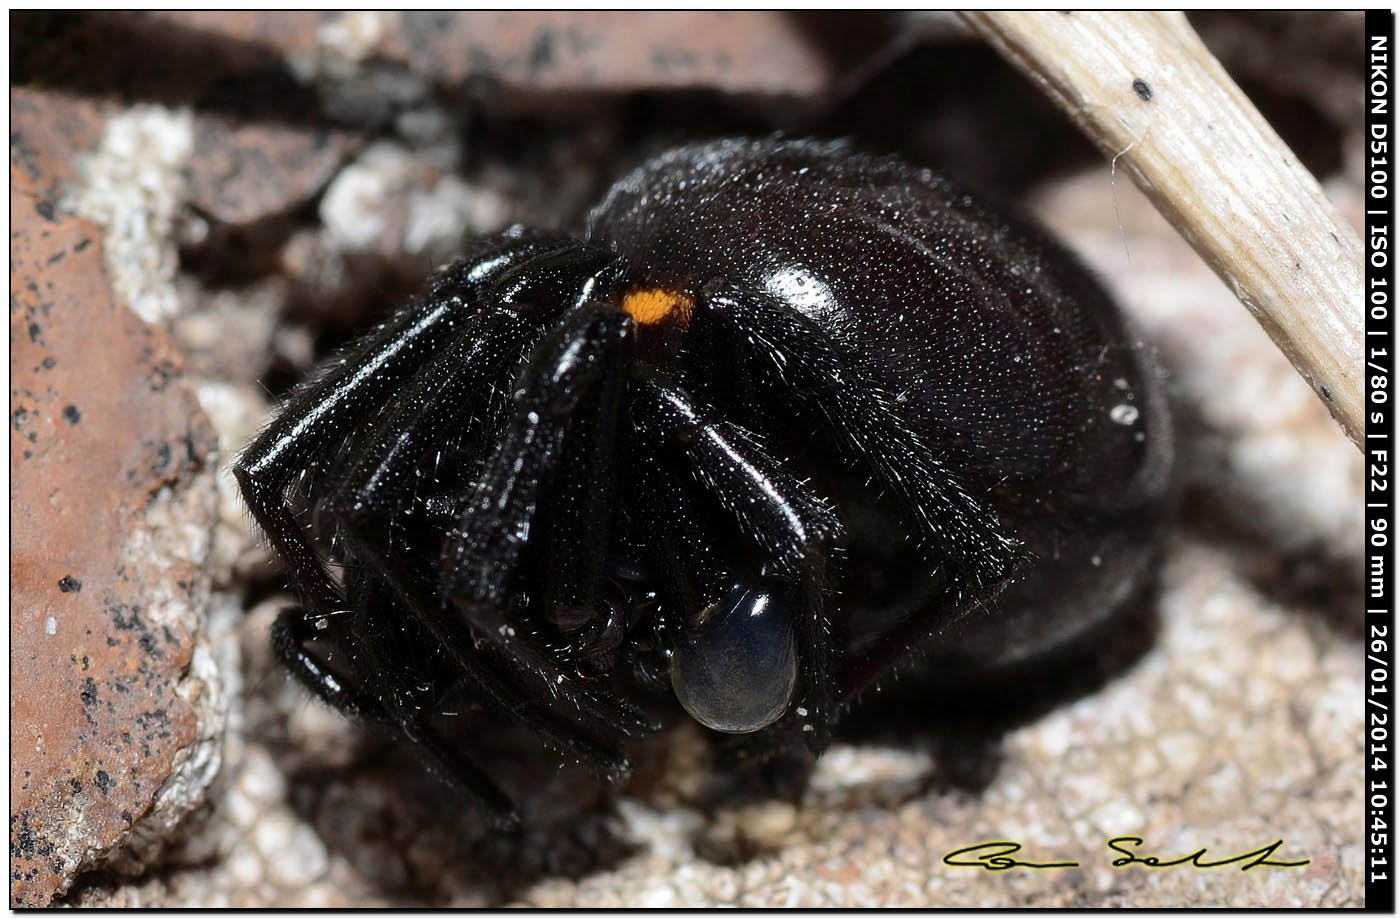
[{"x1": 235, "y1": 137, "x2": 1173, "y2": 825}]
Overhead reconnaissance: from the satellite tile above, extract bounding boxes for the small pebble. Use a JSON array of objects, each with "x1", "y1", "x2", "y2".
[
  {"x1": 253, "y1": 812, "x2": 294, "y2": 857},
  {"x1": 227, "y1": 847, "x2": 264, "y2": 887},
  {"x1": 266, "y1": 822, "x2": 329, "y2": 888}
]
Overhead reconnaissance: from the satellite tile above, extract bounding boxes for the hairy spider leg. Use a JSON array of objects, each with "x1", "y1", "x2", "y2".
[
  {"x1": 317, "y1": 308, "x2": 557, "y2": 738},
  {"x1": 624, "y1": 444, "x2": 730, "y2": 636},
  {"x1": 444, "y1": 304, "x2": 632, "y2": 605},
  {"x1": 437, "y1": 304, "x2": 658, "y2": 780},
  {"x1": 631, "y1": 377, "x2": 843, "y2": 752},
  {"x1": 538, "y1": 345, "x2": 626, "y2": 632},
  {"x1": 623, "y1": 437, "x2": 823, "y2": 762},
  {"x1": 270, "y1": 605, "x2": 517, "y2": 825},
  {"x1": 583, "y1": 459, "x2": 716, "y2": 700},
  {"x1": 699, "y1": 282, "x2": 1022, "y2": 589},
  {"x1": 322, "y1": 307, "x2": 540, "y2": 539},
  {"x1": 698, "y1": 282, "x2": 1028, "y2": 715},
  {"x1": 339, "y1": 563, "x2": 457, "y2": 720},
  {"x1": 834, "y1": 582, "x2": 1008, "y2": 705},
  {"x1": 234, "y1": 230, "x2": 583, "y2": 625},
  {"x1": 323, "y1": 302, "x2": 653, "y2": 770},
  {"x1": 236, "y1": 234, "x2": 618, "y2": 817}
]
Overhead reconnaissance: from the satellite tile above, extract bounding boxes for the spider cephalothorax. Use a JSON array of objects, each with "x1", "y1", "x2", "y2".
[{"x1": 236, "y1": 137, "x2": 1172, "y2": 823}]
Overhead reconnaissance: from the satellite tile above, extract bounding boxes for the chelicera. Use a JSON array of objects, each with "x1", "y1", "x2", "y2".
[{"x1": 236, "y1": 137, "x2": 1173, "y2": 824}]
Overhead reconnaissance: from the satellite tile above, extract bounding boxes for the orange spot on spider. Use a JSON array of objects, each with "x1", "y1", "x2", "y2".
[{"x1": 621, "y1": 288, "x2": 693, "y2": 326}]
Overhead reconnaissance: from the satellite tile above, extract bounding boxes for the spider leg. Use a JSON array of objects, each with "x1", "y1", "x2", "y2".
[
  {"x1": 834, "y1": 587, "x2": 998, "y2": 704},
  {"x1": 270, "y1": 604, "x2": 517, "y2": 825},
  {"x1": 423, "y1": 303, "x2": 657, "y2": 775},
  {"x1": 340, "y1": 535, "x2": 647, "y2": 781},
  {"x1": 322, "y1": 306, "x2": 542, "y2": 549},
  {"x1": 233, "y1": 230, "x2": 587, "y2": 621},
  {"x1": 626, "y1": 444, "x2": 728, "y2": 637},
  {"x1": 538, "y1": 343, "x2": 627, "y2": 632},
  {"x1": 315, "y1": 307, "x2": 542, "y2": 744},
  {"x1": 321, "y1": 302, "x2": 654, "y2": 776},
  {"x1": 444, "y1": 303, "x2": 631, "y2": 605},
  {"x1": 241, "y1": 235, "x2": 625, "y2": 812},
  {"x1": 631, "y1": 376, "x2": 844, "y2": 751},
  {"x1": 695, "y1": 280, "x2": 1032, "y2": 722},
  {"x1": 696, "y1": 280, "x2": 1021, "y2": 590}
]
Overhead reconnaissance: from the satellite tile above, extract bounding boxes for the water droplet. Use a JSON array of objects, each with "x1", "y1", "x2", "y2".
[{"x1": 1109, "y1": 404, "x2": 1139, "y2": 425}]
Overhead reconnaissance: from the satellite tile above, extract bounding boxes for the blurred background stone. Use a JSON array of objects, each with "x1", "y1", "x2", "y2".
[
  {"x1": 151, "y1": 11, "x2": 863, "y2": 99},
  {"x1": 10, "y1": 164, "x2": 222, "y2": 907},
  {"x1": 11, "y1": 10, "x2": 1365, "y2": 908}
]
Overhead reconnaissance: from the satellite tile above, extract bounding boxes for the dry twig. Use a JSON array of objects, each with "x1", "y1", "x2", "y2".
[{"x1": 965, "y1": 11, "x2": 1364, "y2": 447}]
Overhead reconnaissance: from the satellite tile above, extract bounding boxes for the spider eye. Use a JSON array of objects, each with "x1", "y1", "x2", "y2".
[{"x1": 670, "y1": 584, "x2": 797, "y2": 733}]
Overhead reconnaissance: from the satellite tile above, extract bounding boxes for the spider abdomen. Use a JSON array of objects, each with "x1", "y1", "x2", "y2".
[{"x1": 590, "y1": 137, "x2": 1172, "y2": 673}]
